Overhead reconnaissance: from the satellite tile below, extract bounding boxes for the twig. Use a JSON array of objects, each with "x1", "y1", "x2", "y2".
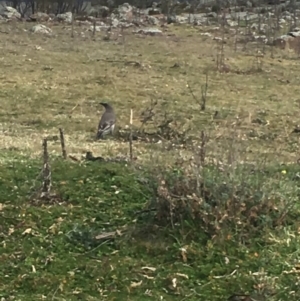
[
  {"x1": 70, "y1": 103, "x2": 79, "y2": 113},
  {"x1": 187, "y1": 73, "x2": 208, "y2": 111},
  {"x1": 201, "y1": 72, "x2": 208, "y2": 111},
  {"x1": 199, "y1": 131, "x2": 206, "y2": 166},
  {"x1": 187, "y1": 83, "x2": 198, "y2": 104},
  {"x1": 41, "y1": 138, "x2": 51, "y2": 198},
  {"x1": 213, "y1": 269, "x2": 237, "y2": 279},
  {"x1": 71, "y1": 9, "x2": 74, "y2": 38},
  {"x1": 59, "y1": 128, "x2": 67, "y2": 159},
  {"x1": 95, "y1": 58, "x2": 142, "y2": 67},
  {"x1": 129, "y1": 109, "x2": 133, "y2": 161},
  {"x1": 134, "y1": 208, "x2": 157, "y2": 215},
  {"x1": 93, "y1": 19, "x2": 96, "y2": 37}
]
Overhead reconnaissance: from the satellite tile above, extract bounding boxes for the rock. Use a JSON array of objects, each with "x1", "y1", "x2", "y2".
[
  {"x1": 273, "y1": 33, "x2": 300, "y2": 50},
  {"x1": 30, "y1": 24, "x2": 52, "y2": 34},
  {"x1": 183, "y1": 4, "x2": 192, "y2": 13},
  {"x1": 117, "y1": 3, "x2": 133, "y2": 22},
  {"x1": 98, "y1": 6, "x2": 110, "y2": 18},
  {"x1": 254, "y1": 35, "x2": 267, "y2": 43},
  {"x1": 288, "y1": 31, "x2": 300, "y2": 37},
  {"x1": 285, "y1": 15, "x2": 293, "y2": 21},
  {"x1": 29, "y1": 12, "x2": 50, "y2": 22},
  {"x1": 207, "y1": 12, "x2": 217, "y2": 18},
  {"x1": 88, "y1": 24, "x2": 109, "y2": 32},
  {"x1": 134, "y1": 27, "x2": 163, "y2": 36},
  {"x1": 111, "y1": 17, "x2": 119, "y2": 27},
  {"x1": 56, "y1": 12, "x2": 72, "y2": 23},
  {"x1": 250, "y1": 23, "x2": 267, "y2": 34},
  {"x1": 200, "y1": 32, "x2": 212, "y2": 37},
  {"x1": 75, "y1": 15, "x2": 95, "y2": 22},
  {"x1": 89, "y1": 6, "x2": 109, "y2": 18},
  {"x1": 0, "y1": 6, "x2": 21, "y2": 20},
  {"x1": 148, "y1": 8, "x2": 160, "y2": 15},
  {"x1": 228, "y1": 20, "x2": 238, "y2": 27},
  {"x1": 167, "y1": 15, "x2": 177, "y2": 24},
  {"x1": 176, "y1": 15, "x2": 189, "y2": 23},
  {"x1": 147, "y1": 15, "x2": 160, "y2": 25}
]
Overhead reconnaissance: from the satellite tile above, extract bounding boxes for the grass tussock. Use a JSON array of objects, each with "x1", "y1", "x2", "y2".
[{"x1": 0, "y1": 19, "x2": 300, "y2": 301}]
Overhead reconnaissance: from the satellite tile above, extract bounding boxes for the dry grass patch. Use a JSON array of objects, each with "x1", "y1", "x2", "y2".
[{"x1": 0, "y1": 21, "x2": 299, "y2": 164}]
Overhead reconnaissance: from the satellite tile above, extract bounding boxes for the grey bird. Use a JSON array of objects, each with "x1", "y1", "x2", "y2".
[{"x1": 96, "y1": 102, "x2": 116, "y2": 139}]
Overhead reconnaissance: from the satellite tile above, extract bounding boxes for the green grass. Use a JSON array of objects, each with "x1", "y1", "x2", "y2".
[
  {"x1": 0, "y1": 19, "x2": 300, "y2": 300},
  {"x1": 1, "y1": 154, "x2": 300, "y2": 300}
]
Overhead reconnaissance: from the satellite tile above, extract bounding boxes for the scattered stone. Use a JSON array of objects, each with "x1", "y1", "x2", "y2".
[
  {"x1": 29, "y1": 12, "x2": 50, "y2": 22},
  {"x1": 147, "y1": 15, "x2": 160, "y2": 25},
  {"x1": 250, "y1": 23, "x2": 268, "y2": 34},
  {"x1": 288, "y1": 30, "x2": 300, "y2": 37},
  {"x1": 96, "y1": 6, "x2": 110, "y2": 18},
  {"x1": 228, "y1": 20, "x2": 238, "y2": 27},
  {"x1": 56, "y1": 12, "x2": 72, "y2": 23},
  {"x1": 0, "y1": 6, "x2": 21, "y2": 20},
  {"x1": 134, "y1": 27, "x2": 163, "y2": 36},
  {"x1": 253, "y1": 35, "x2": 267, "y2": 43},
  {"x1": 207, "y1": 12, "x2": 217, "y2": 18},
  {"x1": 30, "y1": 24, "x2": 52, "y2": 34},
  {"x1": 273, "y1": 32, "x2": 300, "y2": 50},
  {"x1": 88, "y1": 24, "x2": 109, "y2": 32},
  {"x1": 111, "y1": 17, "x2": 119, "y2": 27},
  {"x1": 167, "y1": 15, "x2": 177, "y2": 24},
  {"x1": 200, "y1": 32, "x2": 213, "y2": 37},
  {"x1": 176, "y1": 15, "x2": 189, "y2": 24},
  {"x1": 148, "y1": 8, "x2": 161, "y2": 15},
  {"x1": 117, "y1": 3, "x2": 133, "y2": 22}
]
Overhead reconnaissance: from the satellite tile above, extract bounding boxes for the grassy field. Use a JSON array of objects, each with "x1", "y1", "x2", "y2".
[{"x1": 1, "y1": 19, "x2": 300, "y2": 300}]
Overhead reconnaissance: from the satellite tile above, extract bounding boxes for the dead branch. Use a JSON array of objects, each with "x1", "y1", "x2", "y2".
[
  {"x1": 201, "y1": 72, "x2": 208, "y2": 111},
  {"x1": 71, "y1": 8, "x2": 74, "y2": 38},
  {"x1": 129, "y1": 109, "x2": 133, "y2": 161},
  {"x1": 59, "y1": 128, "x2": 67, "y2": 159},
  {"x1": 93, "y1": 19, "x2": 96, "y2": 37},
  {"x1": 41, "y1": 138, "x2": 51, "y2": 198}
]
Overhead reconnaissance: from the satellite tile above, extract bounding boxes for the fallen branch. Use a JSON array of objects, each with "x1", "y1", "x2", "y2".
[
  {"x1": 95, "y1": 230, "x2": 120, "y2": 240},
  {"x1": 95, "y1": 58, "x2": 142, "y2": 67}
]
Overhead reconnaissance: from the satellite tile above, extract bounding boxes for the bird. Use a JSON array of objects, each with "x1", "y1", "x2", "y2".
[{"x1": 96, "y1": 102, "x2": 116, "y2": 139}]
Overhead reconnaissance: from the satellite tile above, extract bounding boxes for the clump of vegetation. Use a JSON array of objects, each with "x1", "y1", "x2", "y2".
[{"x1": 1, "y1": 148, "x2": 300, "y2": 300}]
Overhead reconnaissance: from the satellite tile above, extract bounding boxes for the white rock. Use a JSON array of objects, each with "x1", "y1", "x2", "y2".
[
  {"x1": 0, "y1": 6, "x2": 21, "y2": 19},
  {"x1": 30, "y1": 24, "x2": 52, "y2": 34},
  {"x1": 56, "y1": 12, "x2": 72, "y2": 23}
]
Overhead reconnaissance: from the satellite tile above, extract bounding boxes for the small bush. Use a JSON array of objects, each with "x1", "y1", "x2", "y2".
[{"x1": 144, "y1": 161, "x2": 299, "y2": 243}]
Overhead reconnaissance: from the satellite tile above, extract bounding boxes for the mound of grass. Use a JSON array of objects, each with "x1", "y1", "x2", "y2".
[{"x1": 1, "y1": 152, "x2": 299, "y2": 300}]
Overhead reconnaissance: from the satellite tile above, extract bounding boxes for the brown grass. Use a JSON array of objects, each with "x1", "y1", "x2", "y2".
[{"x1": 0, "y1": 20, "x2": 299, "y2": 164}]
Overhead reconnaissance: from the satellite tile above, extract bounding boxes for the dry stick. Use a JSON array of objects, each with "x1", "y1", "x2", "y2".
[
  {"x1": 59, "y1": 128, "x2": 67, "y2": 159},
  {"x1": 71, "y1": 11, "x2": 74, "y2": 38},
  {"x1": 129, "y1": 109, "x2": 133, "y2": 161},
  {"x1": 41, "y1": 138, "x2": 51, "y2": 198},
  {"x1": 199, "y1": 131, "x2": 206, "y2": 167},
  {"x1": 93, "y1": 19, "x2": 96, "y2": 37},
  {"x1": 201, "y1": 72, "x2": 208, "y2": 111},
  {"x1": 195, "y1": 131, "x2": 206, "y2": 195}
]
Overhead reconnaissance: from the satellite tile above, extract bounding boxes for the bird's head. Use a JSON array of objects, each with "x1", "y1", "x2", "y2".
[{"x1": 100, "y1": 102, "x2": 114, "y2": 111}]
